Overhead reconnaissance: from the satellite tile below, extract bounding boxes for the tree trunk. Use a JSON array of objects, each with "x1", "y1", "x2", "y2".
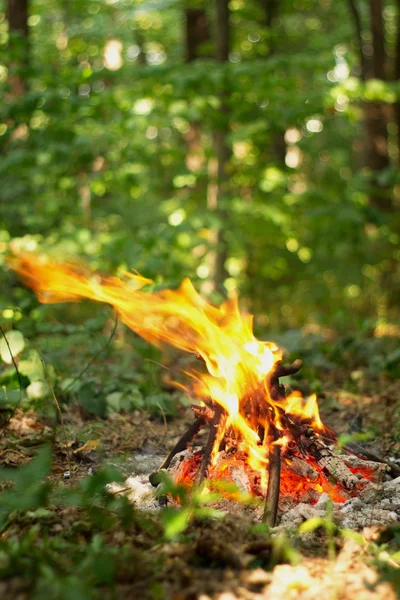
[
  {"x1": 346, "y1": 0, "x2": 371, "y2": 81},
  {"x1": 370, "y1": 0, "x2": 386, "y2": 80},
  {"x1": 186, "y1": 7, "x2": 209, "y2": 62},
  {"x1": 394, "y1": 0, "x2": 400, "y2": 161},
  {"x1": 366, "y1": 0, "x2": 390, "y2": 211},
  {"x1": 207, "y1": 0, "x2": 230, "y2": 294},
  {"x1": 6, "y1": 0, "x2": 29, "y2": 97},
  {"x1": 262, "y1": 0, "x2": 279, "y2": 35},
  {"x1": 261, "y1": 0, "x2": 286, "y2": 167},
  {"x1": 184, "y1": 4, "x2": 210, "y2": 172},
  {"x1": 347, "y1": 0, "x2": 391, "y2": 211}
]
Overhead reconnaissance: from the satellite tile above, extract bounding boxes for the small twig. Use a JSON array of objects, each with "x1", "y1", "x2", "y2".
[
  {"x1": 112, "y1": 486, "x2": 132, "y2": 496},
  {"x1": 0, "y1": 325, "x2": 23, "y2": 438},
  {"x1": 62, "y1": 311, "x2": 119, "y2": 395},
  {"x1": 144, "y1": 358, "x2": 172, "y2": 372},
  {"x1": 156, "y1": 402, "x2": 168, "y2": 443},
  {"x1": 41, "y1": 358, "x2": 72, "y2": 477}
]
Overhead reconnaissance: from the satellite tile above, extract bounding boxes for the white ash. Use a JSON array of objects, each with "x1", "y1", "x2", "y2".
[
  {"x1": 108, "y1": 449, "x2": 400, "y2": 530},
  {"x1": 279, "y1": 477, "x2": 400, "y2": 531},
  {"x1": 229, "y1": 466, "x2": 253, "y2": 494},
  {"x1": 108, "y1": 474, "x2": 159, "y2": 511}
]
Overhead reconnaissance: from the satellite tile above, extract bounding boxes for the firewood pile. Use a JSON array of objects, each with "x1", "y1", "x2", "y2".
[{"x1": 149, "y1": 359, "x2": 400, "y2": 527}]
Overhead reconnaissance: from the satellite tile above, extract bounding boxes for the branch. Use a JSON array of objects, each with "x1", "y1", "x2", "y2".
[{"x1": 0, "y1": 325, "x2": 22, "y2": 438}]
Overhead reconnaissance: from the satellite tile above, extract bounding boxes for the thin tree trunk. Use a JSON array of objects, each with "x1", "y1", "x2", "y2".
[
  {"x1": 184, "y1": 4, "x2": 210, "y2": 172},
  {"x1": 370, "y1": 0, "x2": 386, "y2": 80},
  {"x1": 346, "y1": 0, "x2": 370, "y2": 80},
  {"x1": 208, "y1": 0, "x2": 230, "y2": 294},
  {"x1": 261, "y1": 0, "x2": 286, "y2": 166},
  {"x1": 366, "y1": 0, "x2": 390, "y2": 210},
  {"x1": 6, "y1": 0, "x2": 29, "y2": 97},
  {"x1": 135, "y1": 26, "x2": 146, "y2": 65},
  {"x1": 262, "y1": 0, "x2": 279, "y2": 36},
  {"x1": 186, "y1": 7, "x2": 209, "y2": 62},
  {"x1": 347, "y1": 0, "x2": 391, "y2": 211},
  {"x1": 394, "y1": 0, "x2": 400, "y2": 161}
]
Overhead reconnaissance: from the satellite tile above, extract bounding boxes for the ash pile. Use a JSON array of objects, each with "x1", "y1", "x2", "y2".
[{"x1": 110, "y1": 445, "x2": 400, "y2": 531}]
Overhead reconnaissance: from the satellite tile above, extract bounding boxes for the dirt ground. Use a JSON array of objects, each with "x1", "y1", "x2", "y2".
[{"x1": 0, "y1": 372, "x2": 399, "y2": 600}]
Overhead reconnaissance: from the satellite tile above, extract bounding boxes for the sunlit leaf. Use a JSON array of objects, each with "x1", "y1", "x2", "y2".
[{"x1": 0, "y1": 331, "x2": 25, "y2": 364}]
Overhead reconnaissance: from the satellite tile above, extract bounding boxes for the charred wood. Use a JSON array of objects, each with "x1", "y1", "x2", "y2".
[
  {"x1": 263, "y1": 444, "x2": 281, "y2": 527},
  {"x1": 284, "y1": 455, "x2": 318, "y2": 482},
  {"x1": 344, "y1": 442, "x2": 400, "y2": 479},
  {"x1": 194, "y1": 405, "x2": 224, "y2": 486},
  {"x1": 149, "y1": 416, "x2": 206, "y2": 486},
  {"x1": 303, "y1": 437, "x2": 359, "y2": 489}
]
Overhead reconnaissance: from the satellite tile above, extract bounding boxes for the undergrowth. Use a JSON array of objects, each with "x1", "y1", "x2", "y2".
[{"x1": 0, "y1": 320, "x2": 399, "y2": 598}]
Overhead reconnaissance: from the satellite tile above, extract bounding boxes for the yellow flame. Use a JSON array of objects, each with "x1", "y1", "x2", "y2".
[{"x1": 9, "y1": 253, "x2": 324, "y2": 481}]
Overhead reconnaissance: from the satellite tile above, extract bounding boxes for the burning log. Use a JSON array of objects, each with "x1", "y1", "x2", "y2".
[
  {"x1": 284, "y1": 455, "x2": 318, "y2": 481},
  {"x1": 303, "y1": 436, "x2": 359, "y2": 489},
  {"x1": 263, "y1": 444, "x2": 281, "y2": 527},
  {"x1": 194, "y1": 404, "x2": 224, "y2": 486},
  {"x1": 149, "y1": 416, "x2": 206, "y2": 485}
]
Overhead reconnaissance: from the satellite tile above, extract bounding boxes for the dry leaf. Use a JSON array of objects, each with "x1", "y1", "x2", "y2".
[
  {"x1": 8, "y1": 409, "x2": 45, "y2": 435},
  {"x1": 73, "y1": 439, "x2": 101, "y2": 454},
  {"x1": 0, "y1": 449, "x2": 30, "y2": 467}
]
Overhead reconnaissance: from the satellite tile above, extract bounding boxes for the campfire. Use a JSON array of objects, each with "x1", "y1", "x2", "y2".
[
  {"x1": 149, "y1": 355, "x2": 399, "y2": 526},
  {"x1": 11, "y1": 254, "x2": 400, "y2": 526}
]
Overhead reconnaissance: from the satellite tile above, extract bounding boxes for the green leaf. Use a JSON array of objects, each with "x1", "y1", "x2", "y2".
[
  {"x1": 19, "y1": 350, "x2": 52, "y2": 383},
  {"x1": 60, "y1": 377, "x2": 82, "y2": 394},
  {"x1": 79, "y1": 382, "x2": 107, "y2": 417},
  {"x1": 0, "y1": 387, "x2": 22, "y2": 408},
  {"x1": 161, "y1": 507, "x2": 191, "y2": 540},
  {"x1": 106, "y1": 391, "x2": 123, "y2": 412},
  {"x1": 0, "y1": 446, "x2": 52, "y2": 518},
  {"x1": 298, "y1": 517, "x2": 324, "y2": 534},
  {"x1": 26, "y1": 380, "x2": 51, "y2": 400},
  {"x1": 0, "y1": 331, "x2": 25, "y2": 364}
]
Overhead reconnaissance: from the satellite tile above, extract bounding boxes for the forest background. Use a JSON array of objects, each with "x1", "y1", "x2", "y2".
[{"x1": 1, "y1": 1, "x2": 400, "y2": 599}]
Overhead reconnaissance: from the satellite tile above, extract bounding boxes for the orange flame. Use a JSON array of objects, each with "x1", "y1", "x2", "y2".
[{"x1": 9, "y1": 253, "x2": 325, "y2": 481}]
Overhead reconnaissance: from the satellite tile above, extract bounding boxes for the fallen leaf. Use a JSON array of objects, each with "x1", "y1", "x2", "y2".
[
  {"x1": 73, "y1": 439, "x2": 101, "y2": 454},
  {"x1": 0, "y1": 449, "x2": 30, "y2": 467},
  {"x1": 8, "y1": 409, "x2": 45, "y2": 435}
]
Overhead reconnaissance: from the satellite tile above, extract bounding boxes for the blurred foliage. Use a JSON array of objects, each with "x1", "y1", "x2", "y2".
[
  {"x1": 0, "y1": 0, "x2": 399, "y2": 416},
  {"x1": 1, "y1": 3, "x2": 400, "y2": 596},
  {"x1": 0, "y1": 0, "x2": 400, "y2": 332}
]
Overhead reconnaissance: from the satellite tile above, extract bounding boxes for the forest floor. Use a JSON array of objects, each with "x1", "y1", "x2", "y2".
[{"x1": 0, "y1": 331, "x2": 399, "y2": 600}]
